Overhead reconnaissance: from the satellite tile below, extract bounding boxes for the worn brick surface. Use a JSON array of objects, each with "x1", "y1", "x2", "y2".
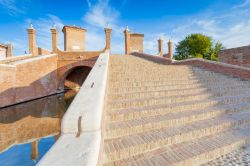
[{"x1": 102, "y1": 55, "x2": 250, "y2": 165}]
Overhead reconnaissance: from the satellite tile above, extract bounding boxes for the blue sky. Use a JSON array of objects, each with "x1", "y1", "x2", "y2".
[{"x1": 0, "y1": 0, "x2": 250, "y2": 55}]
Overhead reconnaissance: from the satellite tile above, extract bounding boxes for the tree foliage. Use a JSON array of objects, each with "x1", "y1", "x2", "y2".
[{"x1": 174, "y1": 33, "x2": 224, "y2": 61}]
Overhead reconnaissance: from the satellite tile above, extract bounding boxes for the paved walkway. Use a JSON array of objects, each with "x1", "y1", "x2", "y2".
[{"x1": 204, "y1": 145, "x2": 250, "y2": 166}]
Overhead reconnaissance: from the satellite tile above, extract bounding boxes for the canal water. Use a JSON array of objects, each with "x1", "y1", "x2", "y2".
[{"x1": 0, "y1": 90, "x2": 77, "y2": 166}]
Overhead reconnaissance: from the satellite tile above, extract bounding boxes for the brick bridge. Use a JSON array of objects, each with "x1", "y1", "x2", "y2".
[
  {"x1": 0, "y1": 25, "x2": 112, "y2": 108},
  {"x1": 2, "y1": 24, "x2": 250, "y2": 166}
]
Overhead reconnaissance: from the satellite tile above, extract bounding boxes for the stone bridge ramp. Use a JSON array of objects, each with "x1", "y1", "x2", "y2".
[{"x1": 103, "y1": 55, "x2": 250, "y2": 165}]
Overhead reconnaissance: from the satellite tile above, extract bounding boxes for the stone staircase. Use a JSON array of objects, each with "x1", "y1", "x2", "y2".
[{"x1": 102, "y1": 55, "x2": 250, "y2": 166}]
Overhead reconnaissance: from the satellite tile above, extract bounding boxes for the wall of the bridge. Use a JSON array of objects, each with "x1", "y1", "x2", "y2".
[
  {"x1": 219, "y1": 45, "x2": 250, "y2": 68},
  {"x1": 56, "y1": 50, "x2": 100, "y2": 91},
  {"x1": 0, "y1": 54, "x2": 58, "y2": 107},
  {"x1": 0, "y1": 51, "x2": 100, "y2": 108}
]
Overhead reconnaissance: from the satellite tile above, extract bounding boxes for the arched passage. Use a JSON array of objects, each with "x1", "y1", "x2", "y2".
[{"x1": 64, "y1": 66, "x2": 92, "y2": 90}]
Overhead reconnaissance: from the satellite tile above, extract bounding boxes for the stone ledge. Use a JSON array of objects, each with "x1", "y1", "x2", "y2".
[
  {"x1": 11, "y1": 53, "x2": 57, "y2": 65},
  {"x1": 61, "y1": 51, "x2": 110, "y2": 134},
  {"x1": 38, "y1": 50, "x2": 110, "y2": 166},
  {"x1": 37, "y1": 131, "x2": 101, "y2": 166}
]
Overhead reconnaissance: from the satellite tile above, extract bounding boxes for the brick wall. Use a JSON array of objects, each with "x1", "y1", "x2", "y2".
[
  {"x1": 131, "y1": 52, "x2": 172, "y2": 65},
  {"x1": 130, "y1": 34, "x2": 144, "y2": 53},
  {"x1": 0, "y1": 54, "x2": 58, "y2": 108},
  {"x1": 132, "y1": 52, "x2": 250, "y2": 81},
  {"x1": 62, "y1": 26, "x2": 86, "y2": 51},
  {"x1": 219, "y1": 46, "x2": 250, "y2": 68},
  {"x1": 38, "y1": 47, "x2": 51, "y2": 55}
]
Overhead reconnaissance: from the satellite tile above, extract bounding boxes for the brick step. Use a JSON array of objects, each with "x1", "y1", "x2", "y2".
[
  {"x1": 109, "y1": 71, "x2": 236, "y2": 80},
  {"x1": 104, "y1": 111, "x2": 250, "y2": 163},
  {"x1": 109, "y1": 73, "x2": 195, "y2": 79},
  {"x1": 107, "y1": 99, "x2": 250, "y2": 122},
  {"x1": 104, "y1": 127, "x2": 250, "y2": 166},
  {"x1": 108, "y1": 85, "x2": 250, "y2": 101},
  {"x1": 108, "y1": 76, "x2": 199, "y2": 82},
  {"x1": 108, "y1": 74, "x2": 238, "y2": 82},
  {"x1": 108, "y1": 92, "x2": 250, "y2": 111},
  {"x1": 108, "y1": 77, "x2": 245, "y2": 88},
  {"x1": 105, "y1": 101, "x2": 250, "y2": 139},
  {"x1": 108, "y1": 82, "x2": 250, "y2": 94},
  {"x1": 107, "y1": 94, "x2": 250, "y2": 122},
  {"x1": 109, "y1": 71, "x2": 195, "y2": 76},
  {"x1": 109, "y1": 93, "x2": 212, "y2": 110},
  {"x1": 109, "y1": 67, "x2": 230, "y2": 75}
]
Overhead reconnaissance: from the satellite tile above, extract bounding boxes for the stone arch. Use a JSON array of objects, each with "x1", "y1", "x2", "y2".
[
  {"x1": 64, "y1": 66, "x2": 92, "y2": 90},
  {"x1": 58, "y1": 65, "x2": 92, "y2": 91}
]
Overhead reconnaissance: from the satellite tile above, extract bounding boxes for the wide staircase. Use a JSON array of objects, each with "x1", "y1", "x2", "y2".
[{"x1": 102, "y1": 55, "x2": 250, "y2": 166}]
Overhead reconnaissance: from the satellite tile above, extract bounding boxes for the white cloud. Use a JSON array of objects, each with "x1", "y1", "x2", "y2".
[
  {"x1": 164, "y1": 2, "x2": 250, "y2": 50},
  {"x1": 0, "y1": 0, "x2": 29, "y2": 15},
  {"x1": 233, "y1": 0, "x2": 250, "y2": 8},
  {"x1": 82, "y1": 0, "x2": 125, "y2": 53},
  {"x1": 86, "y1": 0, "x2": 92, "y2": 8},
  {"x1": 83, "y1": 0, "x2": 119, "y2": 29}
]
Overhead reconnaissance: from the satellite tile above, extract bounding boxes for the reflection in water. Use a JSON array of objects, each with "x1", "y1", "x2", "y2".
[{"x1": 0, "y1": 90, "x2": 77, "y2": 166}]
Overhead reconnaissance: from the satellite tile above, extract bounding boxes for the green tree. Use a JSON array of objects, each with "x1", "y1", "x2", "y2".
[
  {"x1": 174, "y1": 33, "x2": 224, "y2": 61},
  {"x1": 206, "y1": 42, "x2": 224, "y2": 61}
]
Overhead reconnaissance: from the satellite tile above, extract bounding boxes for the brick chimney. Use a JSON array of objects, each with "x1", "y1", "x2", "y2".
[
  {"x1": 124, "y1": 26, "x2": 130, "y2": 55},
  {"x1": 158, "y1": 37, "x2": 163, "y2": 56},
  {"x1": 104, "y1": 26, "x2": 112, "y2": 51},
  {"x1": 50, "y1": 25, "x2": 58, "y2": 53},
  {"x1": 27, "y1": 24, "x2": 37, "y2": 56},
  {"x1": 167, "y1": 39, "x2": 173, "y2": 60},
  {"x1": 6, "y1": 44, "x2": 12, "y2": 57}
]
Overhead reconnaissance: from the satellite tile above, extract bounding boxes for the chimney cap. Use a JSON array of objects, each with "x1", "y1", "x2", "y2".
[
  {"x1": 28, "y1": 23, "x2": 34, "y2": 29},
  {"x1": 51, "y1": 24, "x2": 57, "y2": 29},
  {"x1": 126, "y1": 26, "x2": 129, "y2": 31},
  {"x1": 107, "y1": 23, "x2": 111, "y2": 28}
]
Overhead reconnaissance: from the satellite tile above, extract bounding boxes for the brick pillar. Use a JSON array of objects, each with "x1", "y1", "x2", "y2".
[
  {"x1": 31, "y1": 140, "x2": 39, "y2": 161},
  {"x1": 158, "y1": 37, "x2": 163, "y2": 56},
  {"x1": 124, "y1": 26, "x2": 130, "y2": 55},
  {"x1": 167, "y1": 39, "x2": 173, "y2": 60},
  {"x1": 27, "y1": 25, "x2": 37, "y2": 56},
  {"x1": 50, "y1": 26, "x2": 58, "y2": 53},
  {"x1": 104, "y1": 27, "x2": 112, "y2": 51},
  {"x1": 6, "y1": 44, "x2": 12, "y2": 57}
]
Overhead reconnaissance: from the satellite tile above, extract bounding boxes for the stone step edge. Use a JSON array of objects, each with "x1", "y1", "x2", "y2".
[
  {"x1": 103, "y1": 127, "x2": 250, "y2": 166},
  {"x1": 108, "y1": 89, "x2": 250, "y2": 105},
  {"x1": 108, "y1": 84, "x2": 250, "y2": 94},
  {"x1": 108, "y1": 93, "x2": 250, "y2": 111},
  {"x1": 105, "y1": 105, "x2": 250, "y2": 139},
  {"x1": 107, "y1": 102, "x2": 250, "y2": 122},
  {"x1": 108, "y1": 86, "x2": 249, "y2": 101},
  {"x1": 103, "y1": 115, "x2": 250, "y2": 163}
]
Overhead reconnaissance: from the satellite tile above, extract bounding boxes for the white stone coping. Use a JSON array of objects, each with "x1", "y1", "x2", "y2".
[
  {"x1": 0, "y1": 54, "x2": 32, "y2": 62},
  {"x1": 10, "y1": 54, "x2": 57, "y2": 65},
  {"x1": 38, "y1": 50, "x2": 110, "y2": 166},
  {"x1": 37, "y1": 131, "x2": 101, "y2": 166}
]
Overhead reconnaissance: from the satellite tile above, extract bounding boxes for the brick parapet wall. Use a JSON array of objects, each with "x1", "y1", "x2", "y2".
[
  {"x1": 130, "y1": 34, "x2": 144, "y2": 53},
  {"x1": 219, "y1": 45, "x2": 250, "y2": 68},
  {"x1": 131, "y1": 52, "x2": 250, "y2": 80},
  {"x1": 38, "y1": 47, "x2": 51, "y2": 55},
  {"x1": 131, "y1": 52, "x2": 172, "y2": 65},
  {"x1": 0, "y1": 54, "x2": 58, "y2": 108},
  {"x1": 0, "y1": 54, "x2": 32, "y2": 64}
]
